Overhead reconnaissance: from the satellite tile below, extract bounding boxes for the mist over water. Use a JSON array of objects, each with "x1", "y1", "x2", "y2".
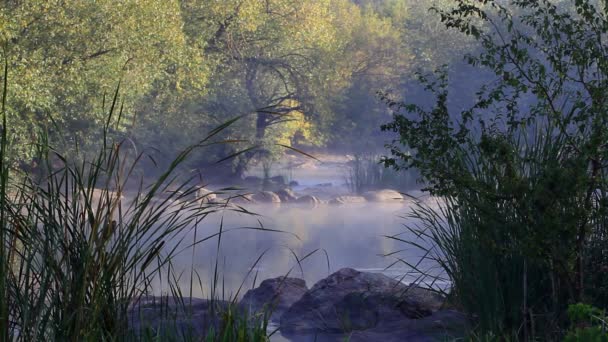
[{"x1": 162, "y1": 203, "x2": 439, "y2": 299}]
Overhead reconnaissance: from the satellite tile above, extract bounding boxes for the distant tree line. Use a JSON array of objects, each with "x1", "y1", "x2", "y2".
[{"x1": 0, "y1": 0, "x2": 478, "y2": 179}]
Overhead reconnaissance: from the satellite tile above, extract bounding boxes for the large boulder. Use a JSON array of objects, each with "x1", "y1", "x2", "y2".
[
  {"x1": 280, "y1": 268, "x2": 444, "y2": 336},
  {"x1": 275, "y1": 188, "x2": 297, "y2": 202},
  {"x1": 252, "y1": 191, "x2": 281, "y2": 203},
  {"x1": 329, "y1": 195, "x2": 366, "y2": 205},
  {"x1": 196, "y1": 187, "x2": 217, "y2": 203},
  {"x1": 240, "y1": 277, "x2": 308, "y2": 320},
  {"x1": 362, "y1": 189, "x2": 404, "y2": 202},
  {"x1": 294, "y1": 195, "x2": 322, "y2": 206}
]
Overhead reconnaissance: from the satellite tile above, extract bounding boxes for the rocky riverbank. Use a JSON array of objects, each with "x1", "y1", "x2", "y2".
[{"x1": 128, "y1": 268, "x2": 466, "y2": 341}]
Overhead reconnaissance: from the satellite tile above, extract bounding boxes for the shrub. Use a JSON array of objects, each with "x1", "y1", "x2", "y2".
[{"x1": 382, "y1": 0, "x2": 608, "y2": 339}]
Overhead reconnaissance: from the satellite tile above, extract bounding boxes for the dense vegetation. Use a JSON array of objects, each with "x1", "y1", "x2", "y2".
[
  {"x1": 0, "y1": 0, "x2": 476, "y2": 180},
  {"x1": 2, "y1": 0, "x2": 608, "y2": 340},
  {"x1": 383, "y1": 0, "x2": 608, "y2": 339}
]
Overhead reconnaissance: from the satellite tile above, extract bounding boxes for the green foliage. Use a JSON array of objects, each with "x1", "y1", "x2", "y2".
[
  {"x1": 382, "y1": 0, "x2": 608, "y2": 339},
  {"x1": 1, "y1": 0, "x2": 478, "y2": 176},
  {"x1": 205, "y1": 307, "x2": 271, "y2": 342},
  {"x1": 0, "y1": 0, "x2": 204, "y2": 160},
  {"x1": 0, "y1": 68, "x2": 274, "y2": 340},
  {"x1": 565, "y1": 303, "x2": 608, "y2": 342}
]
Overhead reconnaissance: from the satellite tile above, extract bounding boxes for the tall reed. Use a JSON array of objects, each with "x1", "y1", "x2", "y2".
[
  {"x1": 346, "y1": 153, "x2": 419, "y2": 194},
  {"x1": 387, "y1": 122, "x2": 608, "y2": 339},
  {"x1": 0, "y1": 61, "x2": 272, "y2": 341}
]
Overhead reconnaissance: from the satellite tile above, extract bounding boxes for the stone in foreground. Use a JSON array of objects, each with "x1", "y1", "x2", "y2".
[
  {"x1": 239, "y1": 277, "x2": 308, "y2": 320},
  {"x1": 280, "y1": 268, "x2": 458, "y2": 340}
]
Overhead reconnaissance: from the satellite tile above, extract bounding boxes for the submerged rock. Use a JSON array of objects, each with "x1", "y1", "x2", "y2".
[
  {"x1": 276, "y1": 188, "x2": 297, "y2": 202},
  {"x1": 362, "y1": 189, "x2": 404, "y2": 202},
  {"x1": 280, "y1": 268, "x2": 445, "y2": 336},
  {"x1": 252, "y1": 191, "x2": 281, "y2": 203},
  {"x1": 329, "y1": 195, "x2": 366, "y2": 205},
  {"x1": 240, "y1": 277, "x2": 308, "y2": 320},
  {"x1": 294, "y1": 195, "x2": 321, "y2": 206}
]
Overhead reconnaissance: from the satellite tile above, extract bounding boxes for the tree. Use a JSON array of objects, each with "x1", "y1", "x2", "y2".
[
  {"x1": 326, "y1": 0, "x2": 410, "y2": 150},
  {"x1": 155, "y1": 0, "x2": 412, "y2": 178},
  {"x1": 382, "y1": 0, "x2": 608, "y2": 338},
  {"x1": 0, "y1": 0, "x2": 205, "y2": 160}
]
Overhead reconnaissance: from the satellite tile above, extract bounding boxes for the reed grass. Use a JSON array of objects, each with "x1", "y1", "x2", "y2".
[
  {"x1": 345, "y1": 153, "x2": 419, "y2": 194},
  {"x1": 386, "y1": 121, "x2": 608, "y2": 340},
  {"x1": 0, "y1": 61, "x2": 274, "y2": 341}
]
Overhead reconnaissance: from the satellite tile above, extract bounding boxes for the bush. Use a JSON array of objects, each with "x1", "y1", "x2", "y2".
[
  {"x1": 382, "y1": 0, "x2": 608, "y2": 339},
  {"x1": 565, "y1": 303, "x2": 608, "y2": 342}
]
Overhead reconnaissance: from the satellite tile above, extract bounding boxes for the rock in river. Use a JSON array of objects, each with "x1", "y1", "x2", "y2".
[
  {"x1": 276, "y1": 188, "x2": 297, "y2": 202},
  {"x1": 294, "y1": 195, "x2": 322, "y2": 206},
  {"x1": 329, "y1": 195, "x2": 366, "y2": 205},
  {"x1": 240, "y1": 277, "x2": 308, "y2": 320},
  {"x1": 280, "y1": 268, "x2": 443, "y2": 337},
  {"x1": 362, "y1": 189, "x2": 404, "y2": 202},
  {"x1": 252, "y1": 191, "x2": 281, "y2": 203}
]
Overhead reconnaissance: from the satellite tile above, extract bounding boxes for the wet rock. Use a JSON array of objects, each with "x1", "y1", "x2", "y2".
[
  {"x1": 252, "y1": 191, "x2": 281, "y2": 203},
  {"x1": 294, "y1": 195, "x2": 321, "y2": 206},
  {"x1": 315, "y1": 182, "x2": 333, "y2": 187},
  {"x1": 196, "y1": 188, "x2": 217, "y2": 203},
  {"x1": 276, "y1": 188, "x2": 297, "y2": 202},
  {"x1": 240, "y1": 277, "x2": 308, "y2": 320},
  {"x1": 329, "y1": 195, "x2": 366, "y2": 205},
  {"x1": 289, "y1": 180, "x2": 299, "y2": 187},
  {"x1": 362, "y1": 189, "x2": 404, "y2": 202},
  {"x1": 280, "y1": 268, "x2": 444, "y2": 336}
]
